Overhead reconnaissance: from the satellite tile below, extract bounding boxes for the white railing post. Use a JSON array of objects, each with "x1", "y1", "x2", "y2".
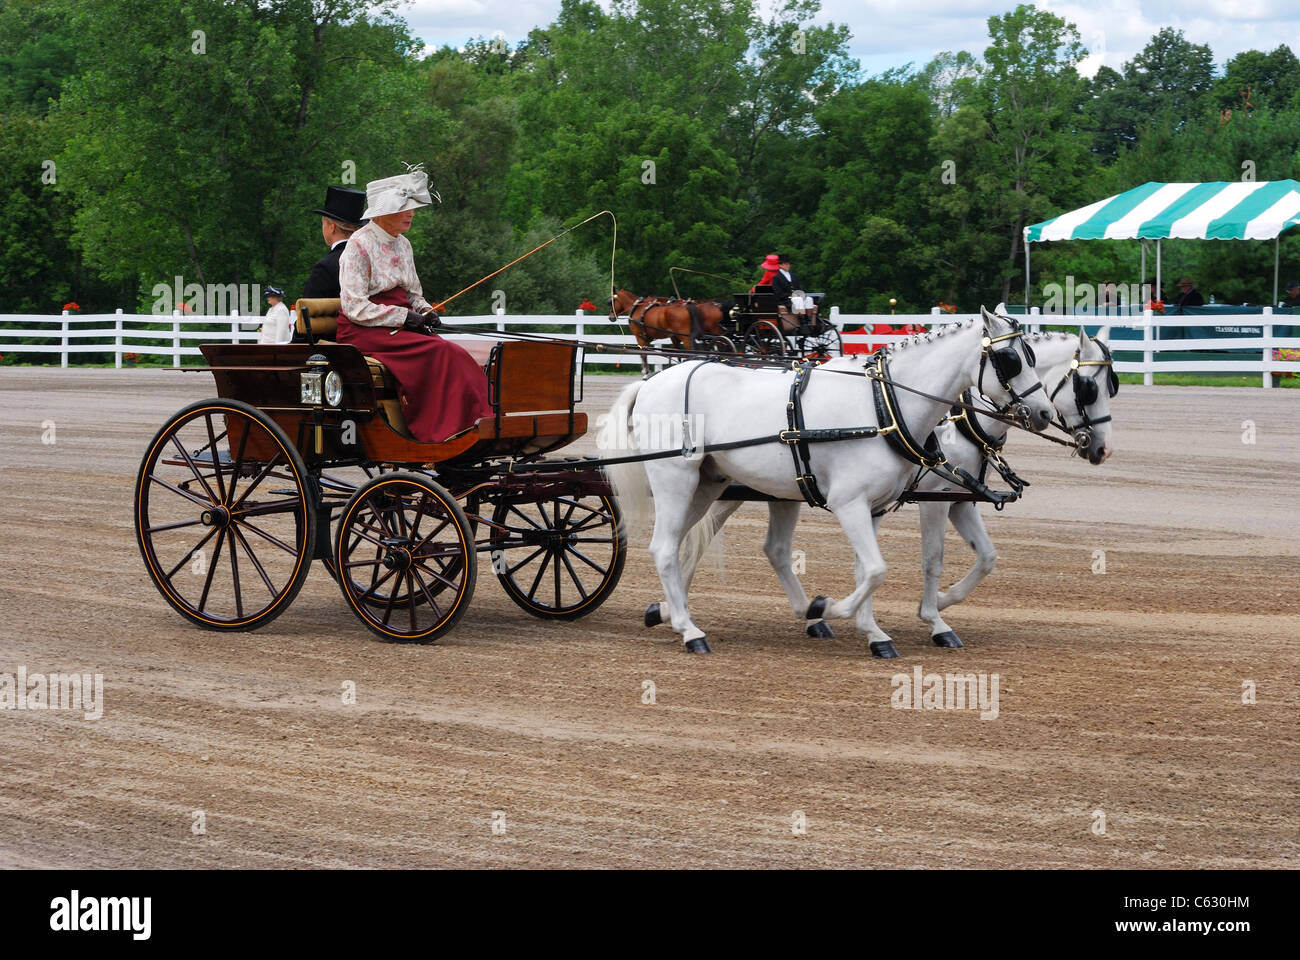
[
  {"x1": 1142, "y1": 309, "x2": 1154, "y2": 386},
  {"x1": 830, "y1": 305, "x2": 840, "y2": 328},
  {"x1": 931, "y1": 306, "x2": 940, "y2": 315},
  {"x1": 114, "y1": 309, "x2": 124, "y2": 369},
  {"x1": 231, "y1": 309, "x2": 239, "y2": 344},
  {"x1": 495, "y1": 306, "x2": 505, "y2": 334},
  {"x1": 1030, "y1": 306, "x2": 1040, "y2": 334},
  {"x1": 61, "y1": 310, "x2": 70, "y2": 368},
  {"x1": 1262, "y1": 306, "x2": 1273, "y2": 389},
  {"x1": 172, "y1": 310, "x2": 181, "y2": 368},
  {"x1": 575, "y1": 309, "x2": 585, "y2": 343}
]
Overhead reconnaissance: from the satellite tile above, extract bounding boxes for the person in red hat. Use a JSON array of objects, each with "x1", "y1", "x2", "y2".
[{"x1": 751, "y1": 253, "x2": 780, "y2": 292}]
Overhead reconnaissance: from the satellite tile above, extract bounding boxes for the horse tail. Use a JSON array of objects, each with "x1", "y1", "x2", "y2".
[
  {"x1": 600, "y1": 380, "x2": 652, "y2": 537},
  {"x1": 676, "y1": 499, "x2": 729, "y2": 572}
]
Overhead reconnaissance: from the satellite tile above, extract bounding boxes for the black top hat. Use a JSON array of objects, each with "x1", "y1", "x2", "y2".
[
  {"x1": 1287, "y1": 280, "x2": 1300, "y2": 289},
  {"x1": 311, "y1": 186, "x2": 368, "y2": 226}
]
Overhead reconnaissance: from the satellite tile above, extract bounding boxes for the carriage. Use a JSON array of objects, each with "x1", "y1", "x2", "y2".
[
  {"x1": 134, "y1": 298, "x2": 625, "y2": 643},
  {"x1": 724, "y1": 285, "x2": 843, "y2": 360}
]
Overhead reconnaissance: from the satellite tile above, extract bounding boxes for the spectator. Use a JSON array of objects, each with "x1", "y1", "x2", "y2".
[
  {"x1": 1174, "y1": 275, "x2": 1205, "y2": 308},
  {"x1": 1283, "y1": 280, "x2": 1300, "y2": 308},
  {"x1": 259, "y1": 286, "x2": 293, "y2": 344}
]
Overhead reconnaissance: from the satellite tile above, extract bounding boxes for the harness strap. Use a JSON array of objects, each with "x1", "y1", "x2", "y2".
[{"x1": 786, "y1": 361, "x2": 831, "y2": 509}]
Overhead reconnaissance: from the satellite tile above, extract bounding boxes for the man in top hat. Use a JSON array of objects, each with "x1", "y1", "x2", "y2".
[
  {"x1": 1283, "y1": 280, "x2": 1300, "y2": 308},
  {"x1": 259, "y1": 286, "x2": 293, "y2": 344},
  {"x1": 303, "y1": 186, "x2": 368, "y2": 299},
  {"x1": 769, "y1": 253, "x2": 799, "y2": 312}
]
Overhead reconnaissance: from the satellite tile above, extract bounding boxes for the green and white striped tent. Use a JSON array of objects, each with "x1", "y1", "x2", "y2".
[{"x1": 1023, "y1": 180, "x2": 1300, "y2": 306}]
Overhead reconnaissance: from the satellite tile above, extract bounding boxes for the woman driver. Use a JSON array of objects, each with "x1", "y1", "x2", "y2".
[{"x1": 337, "y1": 166, "x2": 491, "y2": 442}]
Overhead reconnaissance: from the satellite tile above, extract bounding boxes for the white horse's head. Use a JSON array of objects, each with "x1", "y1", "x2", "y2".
[
  {"x1": 1049, "y1": 327, "x2": 1116, "y2": 464},
  {"x1": 978, "y1": 305, "x2": 1055, "y2": 431}
]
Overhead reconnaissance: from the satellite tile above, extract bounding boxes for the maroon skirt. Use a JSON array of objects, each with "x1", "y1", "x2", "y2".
[{"x1": 337, "y1": 288, "x2": 492, "y2": 443}]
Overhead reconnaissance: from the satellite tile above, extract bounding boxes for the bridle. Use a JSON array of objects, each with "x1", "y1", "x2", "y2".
[
  {"x1": 976, "y1": 319, "x2": 1043, "y2": 428},
  {"x1": 1048, "y1": 337, "x2": 1118, "y2": 449}
]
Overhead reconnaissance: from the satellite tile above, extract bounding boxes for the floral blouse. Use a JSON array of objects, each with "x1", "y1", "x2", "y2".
[{"x1": 338, "y1": 221, "x2": 432, "y2": 327}]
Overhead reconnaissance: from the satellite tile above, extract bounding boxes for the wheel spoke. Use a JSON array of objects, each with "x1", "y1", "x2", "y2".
[
  {"x1": 558, "y1": 548, "x2": 588, "y2": 600},
  {"x1": 169, "y1": 434, "x2": 220, "y2": 506},
  {"x1": 147, "y1": 517, "x2": 207, "y2": 534},
  {"x1": 504, "y1": 546, "x2": 545, "y2": 577},
  {"x1": 150, "y1": 473, "x2": 216, "y2": 510},
  {"x1": 225, "y1": 415, "x2": 251, "y2": 505},
  {"x1": 197, "y1": 528, "x2": 226, "y2": 612},
  {"x1": 163, "y1": 527, "x2": 220, "y2": 581},
  {"x1": 229, "y1": 524, "x2": 244, "y2": 619},
  {"x1": 228, "y1": 453, "x2": 287, "y2": 513},
  {"x1": 564, "y1": 543, "x2": 610, "y2": 574},
  {"x1": 234, "y1": 517, "x2": 299, "y2": 556},
  {"x1": 204, "y1": 413, "x2": 227, "y2": 504},
  {"x1": 234, "y1": 497, "x2": 306, "y2": 519},
  {"x1": 231, "y1": 524, "x2": 277, "y2": 597}
]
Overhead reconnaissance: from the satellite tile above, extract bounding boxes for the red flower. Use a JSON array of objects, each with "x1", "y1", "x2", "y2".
[
  {"x1": 63, "y1": 301, "x2": 81, "y2": 311},
  {"x1": 579, "y1": 298, "x2": 597, "y2": 311}
]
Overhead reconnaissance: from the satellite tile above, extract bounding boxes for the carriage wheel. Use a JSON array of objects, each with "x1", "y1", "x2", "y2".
[
  {"x1": 334, "y1": 473, "x2": 476, "y2": 642},
  {"x1": 134, "y1": 398, "x2": 315, "y2": 631},
  {"x1": 746, "y1": 319, "x2": 788, "y2": 358},
  {"x1": 489, "y1": 490, "x2": 626, "y2": 620},
  {"x1": 701, "y1": 334, "x2": 738, "y2": 355},
  {"x1": 803, "y1": 326, "x2": 843, "y2": 361}
]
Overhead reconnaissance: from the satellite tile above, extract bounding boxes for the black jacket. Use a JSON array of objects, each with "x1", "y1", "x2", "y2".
[
  {"x1": 303, "y1": 241, "x2": 347, "y2": 299},
  {"x1": 770, "y1": 269, "x2": 798, "y2": 307}
]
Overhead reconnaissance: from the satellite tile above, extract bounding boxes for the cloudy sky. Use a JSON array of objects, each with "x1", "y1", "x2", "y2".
[{"x1": 392, "y1": 0, "x2": 1300, "y2": 77}]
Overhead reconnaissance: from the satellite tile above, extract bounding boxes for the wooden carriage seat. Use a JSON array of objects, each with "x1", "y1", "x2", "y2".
[{"x1": 294, "y1": 298, "x2": 497, "y2": 440}]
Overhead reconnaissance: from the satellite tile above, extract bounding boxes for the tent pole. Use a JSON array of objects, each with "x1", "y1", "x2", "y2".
[
  {"x1": 1275, "y1": 237, "x2": 1280, "y2": 306},
  {"x1": 1025, "y1": 238, "x2": 1031, "y2": 314},
  {"x1": 1140, "y1": 241, "x2": 1146, "y2": 311},
  {"x1": 1156, "y1": 240, "x2": 1162, "y2": 305}
]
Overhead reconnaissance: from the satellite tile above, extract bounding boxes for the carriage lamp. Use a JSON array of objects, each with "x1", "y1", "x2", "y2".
[
  {"x1": 300, "y1": 354, "x2": 328, "y2": 405},
  {"x1": 324, "y1": 371, "x2": 343, "y2": 407},
  {"x1": 303, "y1": 353, "x2": 331, "y2": 454}
]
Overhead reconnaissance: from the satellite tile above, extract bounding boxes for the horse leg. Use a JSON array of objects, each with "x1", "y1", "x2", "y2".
[
  {"x1": 646, "y1": 470, "x2": 727, "y2": 652},
  {"x1": 760, "y1": 501, "x2": 831, "y2": 638},
  {"x1": 810, "y1": 499, "x2": 895, "y2": 658},
  {"x1": 937, "y1": 501, "x2": 996, "y2": 611},
  {"x1": 636, "y1": 326, "x2": 651, "y2": 378},
  {"x1": 644, "y1": 499, "x2": 742, "y2": 631},
  {"x1": 917, "y1": 501, "x2": 963, "y2": 648}
]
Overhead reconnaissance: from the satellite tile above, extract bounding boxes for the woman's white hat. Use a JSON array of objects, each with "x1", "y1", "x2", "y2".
[{"x1": 362, "y1": 164, "x2": 440, "y2": 218}]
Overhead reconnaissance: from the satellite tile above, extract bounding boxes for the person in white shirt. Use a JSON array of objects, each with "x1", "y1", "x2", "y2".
[{"x1": 259, "y1": 286, "x2": 293, "y2": 344}]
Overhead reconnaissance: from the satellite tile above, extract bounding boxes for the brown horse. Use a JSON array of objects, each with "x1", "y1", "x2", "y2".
[{"x1": 608, "y1": 288, "x2": 734, "y2": 376}]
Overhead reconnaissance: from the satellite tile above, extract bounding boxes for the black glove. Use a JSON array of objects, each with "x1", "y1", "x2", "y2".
[{"x1": 403, "y1": 309, "x2": 440, "y2": 335}]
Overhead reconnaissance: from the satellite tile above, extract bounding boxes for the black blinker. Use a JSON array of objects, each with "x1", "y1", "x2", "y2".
[{"x1": 992, "y1": 348, "x2": 1021, "y2": 381}]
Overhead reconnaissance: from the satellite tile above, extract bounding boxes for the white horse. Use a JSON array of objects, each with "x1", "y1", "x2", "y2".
[
  {"x1": 635, "y1": 327, "x2": 1117, "y2": 650},
  {"x1": 602, "y1": 307, "x2": 1056, "y2": 656},
  {"x1": 915, "y1": 328, "x2": 1116, "y2": 647}
]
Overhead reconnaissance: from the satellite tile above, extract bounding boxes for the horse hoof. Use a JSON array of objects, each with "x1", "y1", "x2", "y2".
[
  {"x1": 805, "y1": 596, "x2": 829, "y2": 620},
  {"x1": 805, "y1": 620, "x2": 834, "y2": 639},
  {"x1": 644, "y1": 602, "x2": 663, "y2": 628},
  {"x1": 684, "y1": 637, "x2": 713, "y2": 654},
  {"x1": 869, "y1": 640, "x2": 899, "y2": 659},
  {"x1": 932, "y1": 630, "x2": 964, "y2": 648}
]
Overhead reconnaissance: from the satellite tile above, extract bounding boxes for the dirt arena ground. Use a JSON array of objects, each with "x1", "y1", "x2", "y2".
[{"x1": 1, "y1": 365, "x2": 1296, "y2": 868}]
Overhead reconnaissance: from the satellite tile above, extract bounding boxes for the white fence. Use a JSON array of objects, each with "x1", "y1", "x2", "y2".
[{"x1": 2, "y1": 307, "x2": 1299, "y2": 387}]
